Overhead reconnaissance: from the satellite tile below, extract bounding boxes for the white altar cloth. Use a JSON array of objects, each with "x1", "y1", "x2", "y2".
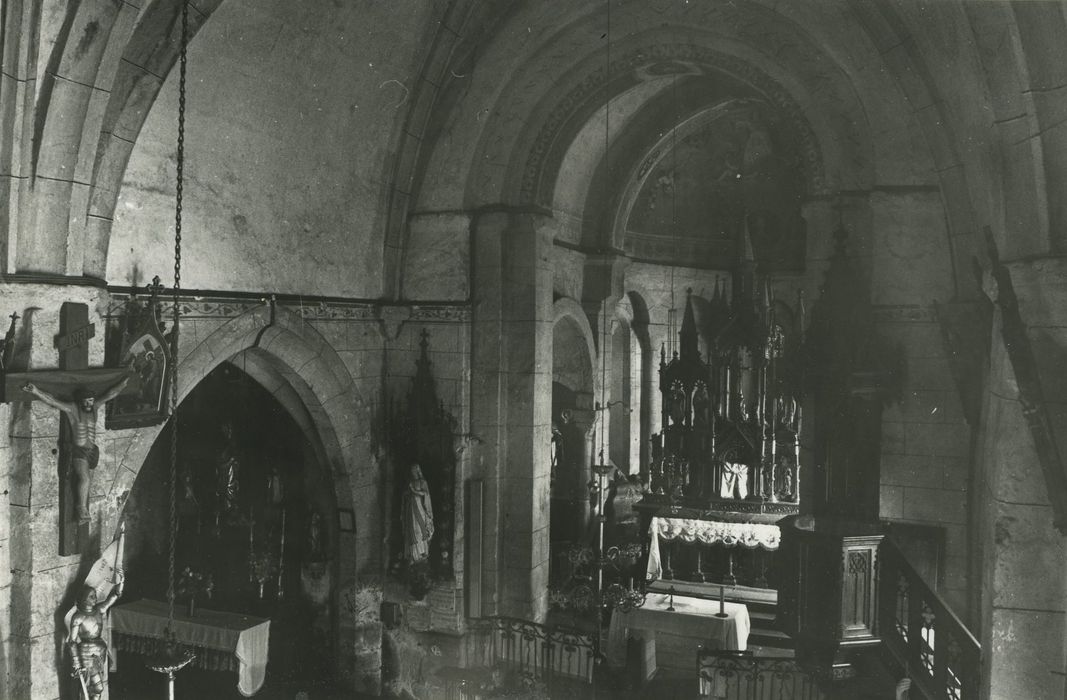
[
  {"x1": 646, "y1": 516, "x2": 781, "y2": 580},
  {"x1": 606, "y1": 592, "x2": 750, "y2": 675},
  {"x1": 111, "y1": 599, "x2": 270, "y2": 696}
]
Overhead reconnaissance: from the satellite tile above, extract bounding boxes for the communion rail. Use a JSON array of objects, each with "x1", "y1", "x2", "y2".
[
  {"x1": 878, "y1": 539, "x2": 980, "y2": 700},
  {"x1": 436, "y1": 616, "x2": 596, "y2": 698},
  {"x1": 697, "y1": 650, "x2": 826, "y2": 700}
]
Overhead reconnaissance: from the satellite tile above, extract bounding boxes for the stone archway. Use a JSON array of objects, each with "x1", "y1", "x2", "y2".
[
  {"x1": 548, "y1": 299, "x2": 598, "y2": 596},
  {"x1": 12, "y1": 0, "x2": 225, "y2": 279}
]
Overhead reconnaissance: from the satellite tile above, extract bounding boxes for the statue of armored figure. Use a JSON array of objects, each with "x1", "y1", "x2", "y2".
[{"x1": 67, "y1": 575, "x2": 124, "y2": 700}]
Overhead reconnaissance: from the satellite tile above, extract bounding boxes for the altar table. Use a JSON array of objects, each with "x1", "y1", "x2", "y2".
[
  {"x1": 111, "y1": 599, "x2": 271, "y2": 697},
  {"x1": 606, "y1": 593, "x2": 750, "y2": 680}
]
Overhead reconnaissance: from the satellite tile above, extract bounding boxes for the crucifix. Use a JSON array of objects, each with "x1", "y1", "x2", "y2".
[{"x1": 4, "y1": 302, "x2": 138, "y2": 555}]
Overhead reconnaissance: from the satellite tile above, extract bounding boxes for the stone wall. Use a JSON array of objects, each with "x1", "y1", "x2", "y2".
[
  {"x1": 106, "y1": 0, "x2": 438, "y2": 298},
  {"x1": 4, "y1": 283, "x2": 111, "y2": 700},
  {"x1": 976, "y1": 257, "x2": 1067, "y2": 700},
  {"x1": 0, "y1": 282, "x2": 471, "y2": 698},
  {"x1": 865, "y1": 191, "x2": 973, "y2": 617}
]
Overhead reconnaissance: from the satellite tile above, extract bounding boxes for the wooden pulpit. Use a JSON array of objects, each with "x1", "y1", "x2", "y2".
[{"x1": 777, "y1": 514, "x2": 884, "y2": 680}]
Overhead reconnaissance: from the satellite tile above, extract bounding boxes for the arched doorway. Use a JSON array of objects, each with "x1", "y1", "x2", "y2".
[
  {"x1": 548, "y1": 313, "x2": 596, "y2": 589},
  {"x1": 112, "y1": 361, "x2": 340, "y2": 698}
]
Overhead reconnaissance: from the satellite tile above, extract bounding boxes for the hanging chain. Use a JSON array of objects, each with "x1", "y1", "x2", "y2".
[{"x1": 166, "y1": 0, "x2": 188, "y2": 629}]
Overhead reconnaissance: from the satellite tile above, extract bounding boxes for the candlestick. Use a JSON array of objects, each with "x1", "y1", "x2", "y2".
[
  {"x1": 715, "y1": 584, "x2": 729, "y2": 618},
  {"x1": 667, "y1": 586, "x2": 676, "y2": 612},
  {"x1": 276, "y1": 507, "x2": 287, "y2": 599},
  {"x1": 248, "y1": 509, "x2": 255, "y2": 584}
]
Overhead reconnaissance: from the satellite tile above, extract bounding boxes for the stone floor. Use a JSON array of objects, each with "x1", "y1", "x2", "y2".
[{"x1": 109, "y1": 661, "x2": 374, "y2": 700}]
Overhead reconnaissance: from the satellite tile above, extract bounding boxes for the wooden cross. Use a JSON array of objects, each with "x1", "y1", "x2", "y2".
[{"x1": 4, "y1": 302, "x2": 139, "y2": 555}]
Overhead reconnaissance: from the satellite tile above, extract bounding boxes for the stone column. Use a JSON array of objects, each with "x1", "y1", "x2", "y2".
[
  {"x1": 6, "y1": 284, "x2": 112, "y2": 700},
  {"x1": 469, "y1": 210, "x2": 554, "y2": 622},
  {"x1": 976, "y1": 257, "x2": 1067, "y2": 700}
]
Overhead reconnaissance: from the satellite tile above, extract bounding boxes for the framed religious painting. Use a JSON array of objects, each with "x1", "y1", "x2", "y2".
[{"x1": 105, "y1": 281, "x2": 173, "y2": 429}]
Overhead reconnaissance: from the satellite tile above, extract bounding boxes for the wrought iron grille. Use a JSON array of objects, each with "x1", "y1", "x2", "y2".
[
  {"x1": 460, "y1": 616, "x2": 596, "y2": 694},
  {"x1": 697, "y1": 650, "x2": 827, "y2": 700}
]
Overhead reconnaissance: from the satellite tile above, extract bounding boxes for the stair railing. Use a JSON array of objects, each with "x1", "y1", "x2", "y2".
[{"x1": 878, "y1": 539, "x2": 980, "y2": 700}]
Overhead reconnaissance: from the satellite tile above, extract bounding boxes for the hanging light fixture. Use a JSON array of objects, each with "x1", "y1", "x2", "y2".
[
  {"x1": 589, "y1": 2, "x2": 646, "y2": 673},
  {"x1": 146, "y1": 0, "x2": 196, "y2": 694},
  {"x1": 666, "y1": 71, "x2": 680, "y2": 360}
]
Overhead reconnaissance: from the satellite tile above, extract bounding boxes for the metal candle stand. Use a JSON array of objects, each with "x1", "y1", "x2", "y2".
[{"x1": 714, "y1": 585, "x2": 730, "y2": 619}]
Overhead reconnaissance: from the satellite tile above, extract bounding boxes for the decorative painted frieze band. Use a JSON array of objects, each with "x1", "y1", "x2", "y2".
[{"x1": 107, "y1": 290, "x2": 471, "y2": 324}]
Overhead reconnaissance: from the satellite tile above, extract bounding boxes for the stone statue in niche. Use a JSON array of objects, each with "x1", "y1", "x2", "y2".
[
  {"x1": 267, "y1": 464, "x2": 284, "y2": 505},
  {"x1": 778, "y1": 456, "x2": 794, "y2": 501},
  {"x1": 669, "y1": 383, "x2": 687, "y2": 426},
  {"x1": 550, "y1": 408, "x2": 572, "y2": 487},
  {"x1": 306, "y1": 511, "x2": 326, "y2": 561},
  {"x1": 550, "y1": 422, "x2": 563, "y2": 486},
  {"x1": 693, "y1": 383, "x2": 711, "y2": 429},
  {"x1": 179, "y1": 467, "x2": 202, "y2": 535},
  {"x1": 402, "y1": 463, "x2": 435, "y2": 598},
  {"x1": 23, "y1": 375, "x2": 130, "y2": 522},
  {"x1": 67, "y1": 577, "x2": 124, "y2": 700},
  {"x1": 402, "y1": 464, "x2": 435, "y2": 565},
  {"x1": 389, "y1": 329, "x2": 458, "y2": 595}
]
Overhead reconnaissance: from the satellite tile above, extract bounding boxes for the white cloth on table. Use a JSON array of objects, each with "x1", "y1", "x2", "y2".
[
  {"x1": 646, "y1": 516, "x2": 781, "y2": 582},
  {"x1": 110, "y1": 599, "x2": 270, "y2": 696},
  {"x1": 606, "y1": 593, "x2": 750, "y2": 667}
]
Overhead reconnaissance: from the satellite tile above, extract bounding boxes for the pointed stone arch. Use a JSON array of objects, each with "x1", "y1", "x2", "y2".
[{"x1": 104, "y1": 305, "x2": 373, "y2": 564}]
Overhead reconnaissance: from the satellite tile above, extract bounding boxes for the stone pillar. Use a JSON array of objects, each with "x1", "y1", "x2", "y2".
[
  {"x1": 469, "y1": 210, "x2": 553, "y2": 622},
  {"x1": 6, "y1": 284, "x2": 111, "y2": 700},
  {"x1": 976, "y1": 257, "x2": 1067, "y2": 700},
  {"x1": 577, "y1": 420, "x2": 595, "y2": 537}
]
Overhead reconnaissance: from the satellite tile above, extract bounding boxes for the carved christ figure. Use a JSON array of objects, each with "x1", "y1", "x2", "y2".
[{"x1": 23, "y1": 376, "x2": 130, "y2": 522}]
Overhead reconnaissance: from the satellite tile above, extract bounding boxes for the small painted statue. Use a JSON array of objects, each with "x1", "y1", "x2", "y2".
[{"x1": 67, "y1": 575, "x2": 123, "y2": 700}]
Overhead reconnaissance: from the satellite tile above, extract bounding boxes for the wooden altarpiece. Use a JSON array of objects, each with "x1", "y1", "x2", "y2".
[{"x1": 637, "y1": 225, "x2": 804, "y2": 591}]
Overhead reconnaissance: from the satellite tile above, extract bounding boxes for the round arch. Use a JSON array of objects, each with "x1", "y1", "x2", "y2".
[
  {"x1": 551, "y1": 297, "x2": 600, "y2": 398},
  {"x1": 24, "y1": 0, "x2": 226, "y2": 278}
]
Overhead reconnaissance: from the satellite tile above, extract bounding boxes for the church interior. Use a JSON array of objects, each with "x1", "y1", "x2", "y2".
[{"x1": 3, "y1": 1, "x2": 1067, "y2": 699}]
